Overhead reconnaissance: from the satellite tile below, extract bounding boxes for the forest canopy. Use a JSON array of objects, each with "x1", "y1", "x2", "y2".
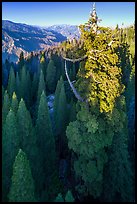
[{"x1": 2, "y1": 3, "x2": 135, "y2": 202}]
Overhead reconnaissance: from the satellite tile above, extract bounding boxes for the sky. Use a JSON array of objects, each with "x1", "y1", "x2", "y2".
[{"x1": 2, "y1": 2, "x2": 135, "y2": 28}]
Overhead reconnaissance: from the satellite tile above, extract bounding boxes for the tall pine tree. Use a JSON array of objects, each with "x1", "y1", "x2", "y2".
[
  {"x1": 11, "y1": 92, "x2": 18, "y2": 115},
  {"x1": 40, "y1": 51, "x2": 47, "y2": 82},
  {"x1": 2, "y1": 90, "x2": 10, "y2": 125},
  {"x1": 16, "y1": 99, "x2": 44, "y2": 200},
  {"x1": 53, "y1": 76, "x2": 64, "y2": 133},
  {"x1": 2, "y1": 109, "x2": 19, "y2": 201},
  {"x1": 37, "y1": 69, "x2": 46, "y2": 106},
  {"x1": 56, "y1": 83, "x2": 67, "y2": 136},
  {"x1": 35, "y1": 91, "x2": 57, "y2": 200},
  {"x1": 8, "y1": 149, "x2": 36, "y2": 202},
  {"x1": 15, "y1": 71, "x2": 21, "y2": 101},
  {"x1": 16, "y1": 98, "x2": 33, "y2": 151},
  {"x1": 7, "y1": 66, "x2": 16, "y2": 99},
  {"x1": 20, "y1": 65, "x2": 27, "y2": 101},
  {"x1": 46, "y1": 59, "x2": 57, "y2": 93}
]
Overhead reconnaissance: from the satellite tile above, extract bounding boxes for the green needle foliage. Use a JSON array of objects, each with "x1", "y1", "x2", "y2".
[
  {"x1": 40, "y1": 52, "x2": 47, "y2": 82},
  {"x1": 17, "y1": 99, "x2": 44, "y2": 199},
  {"x1": 103, "y1": 118, "x2": 134, "y2": 201},
  {"x1": 2, "y1": 90, "x2": 10, "y2": 125},
  {"x1": 2, "y1": 5, "x2": 135, "y2": 202},
  {"x1": 36, "y1": 91, "x2": 57, "y2": 195},
  {"x1": 8, "y1": 149, "x2": 36, "y2": 202},
  {"x1": 69, "y1": 99, "x2": 77, "y2": 122},
  {"x1": 31, "y1": 72, "x2": 39, "y2": 102},
  {"x1": 53, "y1": 76, "x2": 64, "y2": 133},
  {"x1": 116, "y1": 30, "x2": 131, "y2": 88},
  {"x1": 20, "y1": 65, "x2": 27, "y2": 100},
  {"x1": 69, "y1": 63, "x2": 76, "y2": 81},
  {"x1": 16, "y1": 98, "x2": 33, "y2": 150},
  {"x1": 25, "y1": 70, "x2": 32, "y2": 108},
  {"x1": 65, "y1": 190, "x2": 75, "y2": 202},
  {"x1": 46, "y1": 59, "x2": 57, "y2": 93},
  {"x1": 18, "y1": 51, "x2": 25, "y2": 71},
  {"x1": 54, "y1": 193, "x2": 64, "y2": 202},
  {"x1": 66, "y1": 21, "x2": 133, "y2": 200},
  {"x1": 11, "y1": 92, "x2": 18, "y2": 114},
  {"x1": 7, "y1": 66, "x2": 16, "y2": 99},
  {"x1": 15, "y1": 72, "x2": 21, "y2": 101},
  {"x1": 78, "y1": 25, "x2": 124, "y2": 113},
  {"x1": 56, "y1": 81, "x2": 67, "y2": 136},
  {"x1": 54, "y1": 190, "x2": 74, "y2": 202},
  {"x1": 37, "y1": 69, "x2": 46, "y2": 106},
  {"x1": 2, "y1": 109, "x2": 19, "y2": 201}
]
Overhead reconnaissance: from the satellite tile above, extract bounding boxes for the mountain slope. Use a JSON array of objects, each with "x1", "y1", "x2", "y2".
[
  {"x1": 45, "y1": 24, "x2": 80, "y2": 40},
  {"x1": 2, "y1": 20, "x2": 79, "y2": 63}
]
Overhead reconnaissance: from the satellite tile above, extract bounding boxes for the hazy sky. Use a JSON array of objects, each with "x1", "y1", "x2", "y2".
[{"x1": 2, "y1": 2, "x2": 135, "y2": 28}]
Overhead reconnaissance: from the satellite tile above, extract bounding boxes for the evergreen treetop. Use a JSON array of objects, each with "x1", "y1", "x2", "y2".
[{"x1": 8, "y1": 149, "x2": 36, "y2": 202}]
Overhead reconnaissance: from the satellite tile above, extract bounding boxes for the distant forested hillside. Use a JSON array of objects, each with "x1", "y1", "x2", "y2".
[{"x1": 2, "y1": 20, "x2": 79, "y2": 63}]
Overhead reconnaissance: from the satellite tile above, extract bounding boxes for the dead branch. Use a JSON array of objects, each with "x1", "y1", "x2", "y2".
[
  {"x1": 62, "y1": 55, "x2": 87, "y2": 63},
  {"x1": 64, "y1": 60, "x2": 84, "y2": 102}
]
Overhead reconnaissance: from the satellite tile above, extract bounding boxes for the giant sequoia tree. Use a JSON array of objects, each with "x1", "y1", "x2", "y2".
[
  {"x1": 2, "y1": 3, "x2": 134, "y2": 202},
  {"x1": 66, "y1": 9, "x2": 133, "y2": 201}
]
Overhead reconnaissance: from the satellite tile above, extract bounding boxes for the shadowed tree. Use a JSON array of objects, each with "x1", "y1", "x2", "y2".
[
  {"x1": 20, "y1": 65, "x2": 27, "y2": 101},
  {"x1": 31, "y1": 72, "x2": 39, "y2": 103},
  {"x1": 65, "y1": 190, "x2": 75, "y2": 202},
  {"x1": 2, "y1": 86, "x2": 4, "y2": 104},
  {"x1": 53, "y1": 76, "x2": 64, "y2": 134},
  {"x1": 2, "y1": 109, "x2": 19, "y2": 201},
  {"x1": 7, "y1": 67, "x2": 16, "y2": 99},
  {"x1": 35, "y1": 91, "x2": 57, "y2": 199},
  {"x1": 40, "y1": 51, "x2": 48, "y2": 82},
  {"x1": 103, "y1": 97, "x2": 134, "y2": 202},
  {"x1": 54, "y1": 193, "x2": 64, "y2": 202},
  {"x1": 46, "y1": 59, "x2": 57, "y2": 93},
  {"x1": 15, "y1": 72, "x2": 21, "y2": 101},
  {"x1": 37, "y1": 69, "x2": 46, "y2": 106},
  {"x1": 56, "y1": 83, "x2": 67, "y2": 136},
  {"x1": 2, "y1": 90, "x2": 10, "y2": 125}
]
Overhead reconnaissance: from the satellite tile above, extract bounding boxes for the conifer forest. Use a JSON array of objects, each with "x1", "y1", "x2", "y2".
[{"x1": 2, "y1": 3, "x2": 135, "y2": 202}]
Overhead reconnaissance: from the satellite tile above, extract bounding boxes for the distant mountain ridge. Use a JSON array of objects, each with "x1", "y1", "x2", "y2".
[
  {"x1": 44, "y1": 24, "x2": 80, "y2": 40},
  {"x1": 2, "y1": 20, "x2": 80, "y2": 63}
]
